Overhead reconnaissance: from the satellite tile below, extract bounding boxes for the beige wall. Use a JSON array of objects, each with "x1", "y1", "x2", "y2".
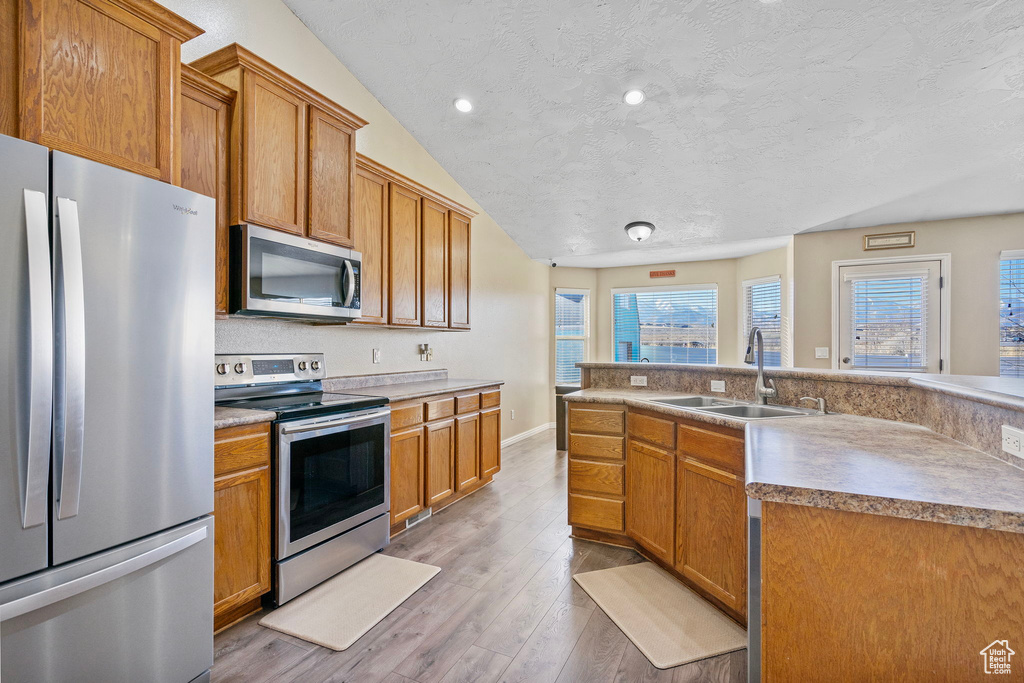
[
  {"x1": 792, "y1": 213, "x2": 1024, "y2": 375},
  {"x1": 168, "y1": 0, "x2": 553, "y2": 438}
]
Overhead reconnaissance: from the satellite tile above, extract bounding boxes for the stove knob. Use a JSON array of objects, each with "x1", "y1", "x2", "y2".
[
  {"x1": 215, "y1": 363, "x2": 228, "y2": 376},
  {"x1": 310, "y1": 360, "x2": 321, "y2": 372},
  {"x1": 234, "y1": 362, "x2": 247, "y2": 374},
  {"x1": 298, "y1": 361, "x2": 308, "y2": 371}
]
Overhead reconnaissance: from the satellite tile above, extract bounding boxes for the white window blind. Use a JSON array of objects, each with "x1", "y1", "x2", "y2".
[
  {"x1": 1000, "y1": 254, "x2": 1024, "y2": 378},
  {"x1": 742, "y1": 277, "x2": 782, "y2": 367},
  {"x1": 848, "y1": 273, "x2": 929, "y2": 370},
  {"x1": 612, "y1": 286, "x2": 718, "y2": 364},
  {"x1": 555, "y1": 289, "x2": 589, "y2": 384}
]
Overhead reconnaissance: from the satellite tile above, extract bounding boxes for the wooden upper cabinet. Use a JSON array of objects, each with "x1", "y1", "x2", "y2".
[
  {"x1": 4, "y1": 0, "x2": 203, "y2": 182},
  {"x1": 308, "y1": 106, "x2": 356, "y2": 247},
  {"x1": 421, "y1": 198, "x2": 449, "y2": 328},
  {"x1": 448, "y1": 211, "x2": 471, "y2": 329},
  {"x1": 389, "y1": 183, "x2": 422, "y2": 326},
  {"x1": 353, "y1": 162, "x2": 389, "y2": 325},
  {"x1": 179, "y1": 65, "x2": 234, "y2": 317}
]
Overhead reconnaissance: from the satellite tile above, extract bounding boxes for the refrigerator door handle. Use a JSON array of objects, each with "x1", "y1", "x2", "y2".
[
  {"x1": 0, "y1": 526, "x2": 207, "y2": 623},
  {"x1": 22, "y1": 189, "x2": 53, "y2": 529},
  {"x1": 54, "y1": 196, "x2": 86, "y2": 520}
]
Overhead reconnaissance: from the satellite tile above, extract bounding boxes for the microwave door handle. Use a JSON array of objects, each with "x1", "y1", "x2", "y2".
[
  {"x1": 343, "y1": 259, "x2": 355, "y2": 308},
  {"x1": 22, "y1": 190, "x2": 53, "y2": 529},
  {"x1": 54, "y1": 197, "x2": 86, "y2": 520}
]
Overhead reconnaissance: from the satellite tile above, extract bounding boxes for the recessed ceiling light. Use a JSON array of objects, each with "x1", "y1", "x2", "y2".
[
  {"x1": 625, "y1": 221, "x2": 655, "y2": 242},
  {"x1": 454, "y1": 98, "x2": 473, "y2": 113},
  {"x1": 623, "y1": 89, "x2": 646, "y2": 106}
]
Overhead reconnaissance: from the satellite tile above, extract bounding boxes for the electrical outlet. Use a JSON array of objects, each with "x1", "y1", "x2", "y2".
[
  {"x1": 630, "y1": 375, "x2": 648, "y2": 387},
  {"x1": 372, "y1": 349, "x2": 381, "y2": 364},
  {"x1": 510, "y1": 409, "x2": 515, "y2": 420},
  {"x1": 815, "y1": 347, "x2": 830, "y2": 359},
  {"x1": 1002, "y1": 425, "x2": 1024, "y2": 457},
  {"x1": 710, "y1": 380, "x2": 726, "y2": 393}
]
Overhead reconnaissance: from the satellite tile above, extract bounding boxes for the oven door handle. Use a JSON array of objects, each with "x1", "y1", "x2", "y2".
[{"x1": 279, "y1": 410, "x2": 388, "y2": 435}]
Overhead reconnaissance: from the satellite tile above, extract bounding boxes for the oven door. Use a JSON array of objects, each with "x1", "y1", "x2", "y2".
[
  {"x1": 276, "y1": 408, "x2": 390, "y2": 559},
  {"x1": 233, "y1": 223, "x2": 361, "y2": 321}
]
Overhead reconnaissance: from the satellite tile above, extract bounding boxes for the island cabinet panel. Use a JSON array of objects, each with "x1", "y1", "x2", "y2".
[
  {"x1": 8, "y1": 0, "x2": 202, "y2": 182},
  {"x1": 569, "y1": 494, "x2": 624, "y2": 532},
  {"x1": 353, "y1": 163, "x2": 389, "y2": 324},
  {"x1": 421, "y1": 198, "x2": 449, "y2": 328},
  {"x1": 213, "y1": 422, "x2": 271, "y2": 632},
  {"x1": 569, "y1": 406, "x2": 625, "y2": 436},
  {"x1": 308, "y1": 105, "x2": 355, "y2": 247},
  {"x1": 626, "y1": 440, "x2": 675, "y2": 564},
  {"x1": 455, "y1": 413, "x2": 480, "y2": 491},
  {"x1": 389, "y1": 183, "x2": 422, "y2": 326},
  {"x1": 179, "y1": 64, "x2": 234, "y2": 318},
  {"x1": 479, "y1": 406, "x2": 501, "y2": 477},
  {"x1": 390, "y1": 427, "x2": 425, "y2": 525},
  {"x1": 448, "y1": 211, "x2": 471, "y2": 329},
  {"x1": 425, "y1": 418, "x2": 456, "y2": 506},
  {"x1": 569, "y1": 459, "x2": 624, "y2": 497},
  {"x1": 761, "y1": 502, "x2": 1024, "y2": 681},
  {"x1": 675, "y1": 457, "x2": 746, "y2": 619},
  {"x1": 627, "y1": 411, "x2": 676, "y2": 450}
]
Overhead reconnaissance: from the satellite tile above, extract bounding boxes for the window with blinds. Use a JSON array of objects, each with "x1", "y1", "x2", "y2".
[
  {"x1": 742, "y1": 277, "x2": 782, "y2": 367},
  {"x1": 612, "y1": 286, "x2": 718, "y2": 364},
  {"x1": 555, "y1": 289, "x2": 589, "y2": 384},
  {"x1": 1000, "y1": 254, "x2": 1024, "y2": 378},
  {"x1": 848, "y1": 274, "x2": 929, "y2": 369}
]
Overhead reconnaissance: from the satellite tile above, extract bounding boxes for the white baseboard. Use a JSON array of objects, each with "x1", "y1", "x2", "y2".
[{"x1": 502, "y1": 422, "x2": 555, "y2": 448}]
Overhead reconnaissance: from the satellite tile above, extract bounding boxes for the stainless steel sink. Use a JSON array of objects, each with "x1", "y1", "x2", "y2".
[
  {"x1": 651, "y1": 396, "x2": 736, "y2": 408},
  {"x1": 696, "y1": 404, "x2": 819, "y2": 419}
]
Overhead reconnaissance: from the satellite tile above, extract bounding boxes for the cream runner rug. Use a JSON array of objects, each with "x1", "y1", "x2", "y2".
[
  {"x1": 573, "y1": 562, "x2": 747, "y2": 669},
  {"x1": 259, "y1": 553, "x2": 440, "y2": 651}
]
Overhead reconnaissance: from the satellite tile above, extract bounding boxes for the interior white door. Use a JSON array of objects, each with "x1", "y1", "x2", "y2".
[{"x1": 838, "y1": 260, "x2": 942, "y2": 373}]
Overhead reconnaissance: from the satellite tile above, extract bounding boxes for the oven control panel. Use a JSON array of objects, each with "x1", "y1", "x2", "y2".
[{"x1": 214, "y1": 353, "x2": 325, "y2": 386}]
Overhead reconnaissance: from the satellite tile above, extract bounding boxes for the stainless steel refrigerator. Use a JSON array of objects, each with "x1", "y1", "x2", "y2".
[{"x1": 0, "y1": 134, "x2": 215, "y2": 683}]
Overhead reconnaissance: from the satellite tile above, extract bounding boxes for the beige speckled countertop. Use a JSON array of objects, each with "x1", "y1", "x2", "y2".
[
  {"x1": 341, "y1": 378, "x2": 503, "y2": 402},
  {"x1": 214, "y1": 406, "x2": 276, "y2": 430},
  {"x1": 563, "y1": 387, "x2": 750, "y2": 429}
]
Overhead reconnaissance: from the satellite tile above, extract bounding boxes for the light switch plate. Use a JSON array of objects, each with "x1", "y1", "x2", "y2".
[
  {"x1": 815, "y1": 347, "x2": 830, "y2": 359},
  {"x1": 710, "y1": 380, "x2": 726, "y2": 393},
  {"x1": 1002, "y1": 425, "x2": 1024, "y2": 457},
  {"x1": 630, "y1": 375, "x2": 648, "y2": 387}
]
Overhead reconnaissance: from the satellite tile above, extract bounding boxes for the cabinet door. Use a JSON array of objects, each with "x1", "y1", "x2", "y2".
[
  {"x1": 424, "y1": 419, "x2": 455, "y2": 506},
  {"x1": 676, "y1": 458, "x2": 747, "y2": 617},
  {"x1": 390, "y1": 427, "x2": 425, "y2": 525},
  {"x1": 242, "y1": 72, "x2": 307, "y2": 233},
  {"x1": 625, "y1": 440, "x2": 675, "y2": 564},
  {"x1": 389, "y1": 183, "x2": 421, "y2": 326},
  {"x1": 448, "y1": 211, "x2": 471, "y2": 329},
  {"x1": 455, "y1": 413, "x2": 480, "y2": 492},
  {"x1": 213, "y1": 465, "x2": 271, "y2": 629},
  {"x1": 308, "y1": 106, "x2": 355, "y2": 247},
  {"x1": 353, "y1": 164, "x2": 389, "y2": 324},
  {"x1": 180, "y1": 67, "x2": 233, "y2": 317},
  {"x1": 421, "y1": 198, "x2": 449, "y2": 327},
  {"x1": 479, "y1": 407, "x2": 501, "y2": 477}
]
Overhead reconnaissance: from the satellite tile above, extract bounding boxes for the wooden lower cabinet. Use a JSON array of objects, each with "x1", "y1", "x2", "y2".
[
  {"x1": 213, "y1": 423, "x2": 271, "y2": 632},
  {"x1": 390, "y1": 427, "x2": 425, "y2": 525},
  {"x1": 425, "y1": 418, "x2": 456, "y2": 506},
  {"x1": 479, "y1": 407, "x2": 501, "y2": 477},
  {"x1": 455, "y1": 413, "x2": 481, "y2": 491},
  {"x1": 626, "y1": 439, "x2": 675, "y2": 564}
]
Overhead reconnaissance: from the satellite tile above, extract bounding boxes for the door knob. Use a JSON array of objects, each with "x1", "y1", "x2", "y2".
[{"x1": 842, "y1": 357, "x2": 851, "y2": 364}]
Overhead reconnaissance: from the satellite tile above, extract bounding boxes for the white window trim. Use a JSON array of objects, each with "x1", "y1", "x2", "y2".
[
  {"x1": 830, "y1": 253, "x2": 951, "y2": 374},
  {"x1": 739, "y1": 274, "x2": 783, "y2": 367},
  {"x1": 609, "y1": 283, "x2": 720, "y2": 363},
  {"x1": 1001, "y1": 249, "x2": 1024, "y2": 260},
  {"x1": 554, "y1": 288, "x2": 590, "y2": 382}
]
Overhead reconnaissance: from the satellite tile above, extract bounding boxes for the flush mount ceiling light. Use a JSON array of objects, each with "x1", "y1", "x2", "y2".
[
  {"x1": 454, "y1": 98, "x2": 473, "y2": 113},
  {"x1": 623, "y1": 89, "x2": 646, "y2": 105},
  {"x1": 625, "y1": 221, "x2": 655, "y2": 242}
]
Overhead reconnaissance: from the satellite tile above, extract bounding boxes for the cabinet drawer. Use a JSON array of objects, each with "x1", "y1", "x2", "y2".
[
  {"x1": 455, "y1": 393, "x2": 480, "y2": 414},
  {"x1": 214, "y1": 423, "x2": 271, "y2": 477},
  {"x1": 569, "y1": 460, "x2": 624, "y2": 497},
  {"x1": 677, "y1": 422, "x2": 745, "y2": 473},
  {"x1": 568, "y1": 494, "x2": 624, "y2": 532},
  {"x1": 569, "y1": 406, "x2": 625, "y2": 435},
  {"x1": 425, "y1": 397, "x2": 455, "y2": 422},
  {"x1": 569, "y1": 434, "x2": 625, "y2": 461},
  {"x1": 628, "y1": 411, "x2": 676, "y2": 450},
  {"x1": 391, "y1": 402, "x2": 424, "y2": 431},
  {"x1": 480, "y1": 389, "x2": 501, "y2": 409}
]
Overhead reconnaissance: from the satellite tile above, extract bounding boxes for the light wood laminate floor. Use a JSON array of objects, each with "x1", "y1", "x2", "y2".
[{"x1": 211, "y1": 429, "x2": 747, "y2": 683}]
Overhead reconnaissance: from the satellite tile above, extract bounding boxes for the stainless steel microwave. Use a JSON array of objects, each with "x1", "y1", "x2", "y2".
[{"x1": 230, "y1": 224, "x2": 362, "y2": 322}]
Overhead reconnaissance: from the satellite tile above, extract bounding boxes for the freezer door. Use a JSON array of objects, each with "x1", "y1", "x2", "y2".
[
  {"x1": 0, "y1": 135, "x2": 51, "y2": 583},
  {"x1": 0, "y1": 516, "x2": 214, "y2": 683},
  {"x1": 50, "y1": 152, "x2": 215, "y2": 565}
]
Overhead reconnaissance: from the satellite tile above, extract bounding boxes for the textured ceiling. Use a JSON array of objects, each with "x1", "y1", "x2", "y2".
[{"x1": 283, "y1": 0, "x2": 1024, "y2": 267}]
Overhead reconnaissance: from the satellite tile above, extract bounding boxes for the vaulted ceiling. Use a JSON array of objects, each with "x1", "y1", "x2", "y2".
[{"x1": 284, "y1": 0, "x2": 1024, "y2": 267}]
